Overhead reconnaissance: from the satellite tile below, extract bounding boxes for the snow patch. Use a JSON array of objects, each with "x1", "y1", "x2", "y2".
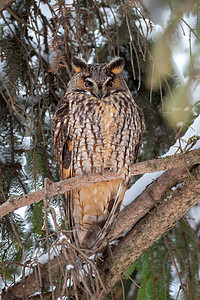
[
  {"x1": 122, "y1": 171, "x2": 163, "y2": 208},
  {"x1": 66, "y1": 264, "x2": 74, "y2": 271}
]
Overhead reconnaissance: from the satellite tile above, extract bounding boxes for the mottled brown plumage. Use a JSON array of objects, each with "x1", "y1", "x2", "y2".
[{"x1": 53, "y1": 57, "x2": 145, "y2": 250}]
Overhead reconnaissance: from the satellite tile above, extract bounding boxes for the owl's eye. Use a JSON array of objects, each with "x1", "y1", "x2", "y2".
[
  {"x1": 84, "y1": 81, "x2": 93, "y2": 88},
  {"x1": 107, "y1": 80, "x2": 113, "y2": 87}
]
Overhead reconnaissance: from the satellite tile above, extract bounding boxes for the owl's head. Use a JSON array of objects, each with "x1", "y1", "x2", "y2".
[{"x1": 68, "y1": 56, "x2": 129, "y2": 98}]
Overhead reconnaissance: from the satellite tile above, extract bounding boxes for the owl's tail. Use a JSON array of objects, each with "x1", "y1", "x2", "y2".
[{"x1": 67, "y1": 179, "x2": 127, "y2": 250}]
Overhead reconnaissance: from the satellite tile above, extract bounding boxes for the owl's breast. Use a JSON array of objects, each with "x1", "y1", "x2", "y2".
[{"x1": 68, "y1": 94, "x2": 141, "y2": 178}]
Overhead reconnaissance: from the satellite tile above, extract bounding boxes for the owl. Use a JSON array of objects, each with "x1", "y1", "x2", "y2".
[{"x1": 53, "y1": 56, "x2": 145, "y2": 250}]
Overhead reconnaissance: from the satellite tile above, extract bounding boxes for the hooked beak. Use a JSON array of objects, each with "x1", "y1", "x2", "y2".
[
  {"x1": 98, "y1": 83, "x2": 102, "y2": 99},
  {"x1": 98, "y1": 89, "x2": 102, "y2": 99}
]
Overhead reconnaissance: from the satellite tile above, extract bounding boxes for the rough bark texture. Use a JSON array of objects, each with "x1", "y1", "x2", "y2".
[
  {"x1": 0, "y1": 0, "x2": 14, "y2": 11},
  {"x1": 1, "y1": 149, "x2": 200, "y2": 219},
  {"x1": 103, "y1": 164, "x2": 200, "y2": 288},
  {"x1": 108, "y1": 165, "x2": 193, "y2": 241},
  {"x1": 128, "y1": 149, "x2": 200, "y2": 174}
]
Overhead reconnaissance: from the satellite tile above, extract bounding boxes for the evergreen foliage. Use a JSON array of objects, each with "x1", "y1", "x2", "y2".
[{"x1": 136, "y1": 240, "x2": 174, "y2": 300}]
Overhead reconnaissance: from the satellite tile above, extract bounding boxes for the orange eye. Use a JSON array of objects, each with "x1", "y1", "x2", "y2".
[
  {"x1": 107, "y1": 80, "x2": 113, "y2": 87},
  {"x1": 84, "y1": 81, "x2": 93, "y2": 88}
]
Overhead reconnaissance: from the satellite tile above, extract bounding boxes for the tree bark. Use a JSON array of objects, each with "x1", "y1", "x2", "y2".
[
  {"x1": 102, "y1": 164, "x2": 200, "y2": 288},
  {"x1": 0, "y1": 0, "x2": 14, "y2": 12},
  {"x1": 108, "y1": 165, "x2": 193, "y2": 241}
]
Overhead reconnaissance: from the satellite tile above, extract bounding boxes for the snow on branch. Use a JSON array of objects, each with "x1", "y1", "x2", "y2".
[{"x1": 0, "y1": 149, "x2": 200, "y2": 219}]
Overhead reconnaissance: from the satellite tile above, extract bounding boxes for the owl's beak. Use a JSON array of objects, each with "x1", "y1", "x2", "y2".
[
  {"x1": 98, "y1": 89, "x2": 102, "y2": 99},
  {"x1": 97, "y1": 83, "x2": 102, "y2": 99}
]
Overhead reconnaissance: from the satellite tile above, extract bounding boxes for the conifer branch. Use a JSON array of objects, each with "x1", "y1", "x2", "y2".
[{"x1": 0, "y1": 149, "x2": 200, "y2": 219}]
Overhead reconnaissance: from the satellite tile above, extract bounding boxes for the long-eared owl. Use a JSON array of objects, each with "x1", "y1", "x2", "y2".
[{"x1": 53, "y1": 56, "x2": 145, "y2": 250}]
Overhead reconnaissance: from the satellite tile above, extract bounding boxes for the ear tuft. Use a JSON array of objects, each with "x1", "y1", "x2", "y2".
[
  {"x1": 72, "y1": 56, "x2": 87, "y2": 73},
  {"x1": 106, "y1": 57, "x2": 125, "y2": 74}
]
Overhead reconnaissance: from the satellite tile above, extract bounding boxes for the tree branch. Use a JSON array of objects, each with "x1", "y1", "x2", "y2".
[
  {"x1": 108, "y1": 165, "x2": 193, "y2": 241},
  {"x1": 102, "y1": 164, "x2": 200, "y2": 288},
  {"x1": 1, "y1": 149, "x2": 200, "y2": 219},
  {"x1": 0, "y1": 0, "x2": 14, "y2": 12}
]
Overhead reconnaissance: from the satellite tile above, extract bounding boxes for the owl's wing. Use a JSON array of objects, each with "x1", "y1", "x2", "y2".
[
  {"x1": 53, "y1": 96, "x2": 75, "y2": 237},
  {"x1": 52, "y1": 96, "x2": 71, "y2": 178},
  {"x1": 132, "y1": 104, "x2": 145, "y2": 163},
  {"x1": 61, "y1": 139, "x2": 72, "y2": 179}
]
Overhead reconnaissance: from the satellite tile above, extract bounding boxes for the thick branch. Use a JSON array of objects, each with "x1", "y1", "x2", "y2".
[
  {"x1": 0, "y1": 149, "x2": 200, "y2": 219},
  {"x1": 103, "y1": 164, "x2": 200, "y2": 288},
  {"x1": 108, "y1": 165, "x2": 192, "y2": 241},
  {"x1": 0, "y1": 0, "x2": 14, "y2": 12},
  {"x1": 128, "y1": 148, "x2": 200, "y2": 174}
]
